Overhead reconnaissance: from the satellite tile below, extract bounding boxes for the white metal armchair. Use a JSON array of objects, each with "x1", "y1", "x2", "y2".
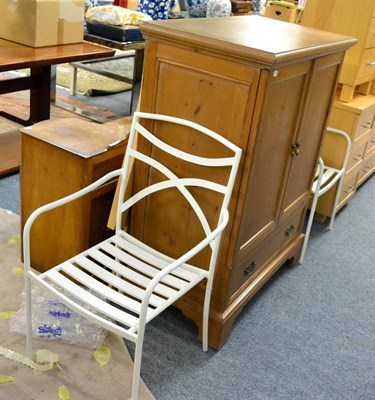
[
  {"x1": 299, "y1": 127, "x2": 351, "y2": 264},
  {"x1": 23, "y1": 112, "x2": 242, "y2": 400}
]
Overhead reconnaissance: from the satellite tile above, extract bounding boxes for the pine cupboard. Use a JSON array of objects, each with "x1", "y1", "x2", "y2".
[{"x1": 132, "y1": 16, "x2": 355, "y2": 349}]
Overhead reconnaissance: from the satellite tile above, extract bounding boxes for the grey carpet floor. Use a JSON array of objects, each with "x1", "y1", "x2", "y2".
[{"x1": 0, "y1": 84, "x2": 373, "y2": 398}]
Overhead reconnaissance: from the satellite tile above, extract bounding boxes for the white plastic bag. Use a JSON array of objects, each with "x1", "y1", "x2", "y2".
[{"x1": 9, "y1": 285, "x2": 106, "y2": 349}]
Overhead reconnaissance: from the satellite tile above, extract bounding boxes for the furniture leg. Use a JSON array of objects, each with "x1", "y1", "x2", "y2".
[{"x1": 70, "y1": 64, "x2": 78, "y2": 96}]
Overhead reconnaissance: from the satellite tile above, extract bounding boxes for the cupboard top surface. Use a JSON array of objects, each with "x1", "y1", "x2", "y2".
[{"x1": 140, "y1": 16, "x2": 356, "y2": 66}]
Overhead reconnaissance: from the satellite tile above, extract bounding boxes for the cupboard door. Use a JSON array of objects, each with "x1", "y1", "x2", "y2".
[
  {"x1": 279, "y1": 53, "x2": 344, "y2": 222},
  {"x1": 234, "y1": 61, "x2": 311, "y2": 260}
]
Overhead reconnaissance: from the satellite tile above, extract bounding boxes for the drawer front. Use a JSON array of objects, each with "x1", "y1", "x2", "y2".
[
  {"x1": 230, "y1": 208, "x2": 304, "y2": 297},
  {"x1": 364, "y1": 129, "x2": 375, "y2": 157},
  {"x1": 354, "y1": 106, "x2": 375, "y2": 141},
  {"x1": 357, "y1": 47, "x2": 375, "y2": 80},
  {"x1": 365, "y1": 18, "x2": 375, "y2": 49},
  {"x1": 357, "y1": 150, "x2": 375, "y2": 186},
  {"x1": 339, "y1": 169, "x2": 359, "y2": 206},
  {"x1": 347, "y1": 134, "x2": 368, "y2": 174}
]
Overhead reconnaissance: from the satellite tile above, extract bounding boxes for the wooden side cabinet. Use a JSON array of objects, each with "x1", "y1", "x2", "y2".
[
  {"x1": 316, "y1": 92, "x2": 375, "y2": 217},
  {"x1": 20, "y1": 118, "x2": 130, "y2": 272},
  {"x1": 135, "y1": 16, "x2": 355, "y2": 349}
]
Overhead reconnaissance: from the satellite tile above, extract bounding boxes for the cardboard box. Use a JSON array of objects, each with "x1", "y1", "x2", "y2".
[{"x1": 0, "y1": 0, "x2": 85, "y2": 47}]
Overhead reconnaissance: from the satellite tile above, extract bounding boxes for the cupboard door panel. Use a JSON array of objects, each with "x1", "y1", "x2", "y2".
[
  {"x1": 132, "y1": 43, "x2": 260, "y2": 269},
  {"x1": 280, "y1": 53, "x2": 344, "y2": 221}
]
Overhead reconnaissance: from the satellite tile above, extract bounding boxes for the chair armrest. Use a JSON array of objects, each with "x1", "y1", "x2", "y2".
[{"x1": 23, "y1": 168, "x2": 123, "y2": 272}]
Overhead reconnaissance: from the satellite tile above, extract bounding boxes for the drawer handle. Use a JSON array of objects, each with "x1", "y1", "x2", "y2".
[
  {"x1": 285, "y1": 224, "x2": 295, "y2": 237},
  {"x1": 244, "y1": 262, "x2": 256, "y2": 276},
  {"x1": 367, "y1": 61, "x2": 375, "y2": 66},
  {"x1": 363, "y1": 166, "x2": 371, "y2": 172},
  {"x1": 291, "y1": 142, "x2": 301, "y2": 157},
  {"x1": 360, "y1": 122, "x2": 372, "y2": 129},
  {"x1": 344, "y1": 186, "x2": 355, "y2": 194},
  {"x1": 352, "y1": 154, "x2": 363, "y2": 161}
]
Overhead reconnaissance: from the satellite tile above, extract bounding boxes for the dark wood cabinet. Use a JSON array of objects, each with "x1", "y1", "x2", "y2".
[
  {"x1": 20, "y1": 117, "x2": 131, "y2": 272},
  {"x1": 134, "y1": 16, "x2": 355, "y2": 349}
]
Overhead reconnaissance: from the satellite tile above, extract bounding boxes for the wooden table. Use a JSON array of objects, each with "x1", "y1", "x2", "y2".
[
  {"x1": 0, "y1": 38, "x2": 115, "y2": 175},
  {"x1": 0, "y1": 38, "x2": 115, "y2": 126}
]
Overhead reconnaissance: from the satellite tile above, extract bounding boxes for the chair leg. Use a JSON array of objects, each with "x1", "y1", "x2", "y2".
[
  {"x1": 25, "y1": 276, "x2": 33, "y2": 359},
  {"x1": 328, "y1": 174, "x2": 345, "y2": 231},
  {"x1": 299, "y1": 190, "x2": 320, "y2": 264},
  {"x1": 202, "y1": 277, "x2": 214, "y2": 352},
  {"x1": 130, "y1": 333, "x2": 145, "y2": 400}
]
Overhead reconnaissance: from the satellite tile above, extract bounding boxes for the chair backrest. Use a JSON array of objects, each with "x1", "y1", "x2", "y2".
[
  {"x1": 115, "y1": 112, "x2": 242, "y2": 266},
  {"x1": 313, "y1": 127, "x2": 352, "y2": 196}
]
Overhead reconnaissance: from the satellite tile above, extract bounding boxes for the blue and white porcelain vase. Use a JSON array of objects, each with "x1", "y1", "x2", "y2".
[
  {"x1": 185, "y1": 0, "x2": 207, "y2": 18},
  {"x1": 206, "y1": 0, "x2": 231, "y2": 17},
  {"x1": 138, "y1": 0, "x2": 170, "y2": 20}
]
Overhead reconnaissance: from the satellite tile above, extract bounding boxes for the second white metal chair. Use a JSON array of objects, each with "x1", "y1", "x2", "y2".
[{"x1": 299, "y1": 127, "x2": 351, "y2": 264}]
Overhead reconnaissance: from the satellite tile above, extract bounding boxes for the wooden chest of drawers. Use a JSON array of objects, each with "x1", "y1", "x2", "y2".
[{"x1": 316, "y1": 93, "x2": 375, "y2": 217}]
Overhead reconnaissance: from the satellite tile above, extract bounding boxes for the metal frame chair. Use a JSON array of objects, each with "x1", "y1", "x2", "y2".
[
  {"x1": 299, "y1": 127, "x2": 351, "y2": 264},
  {"x1": 23, "y1": 112, "x2": 242, "y2": 400}
]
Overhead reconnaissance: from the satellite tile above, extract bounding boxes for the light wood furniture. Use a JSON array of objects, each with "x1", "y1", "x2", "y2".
[
  {"x1": 263, "y1": 2, "x2": 299, "y2": 23},
  {"x1": 315, "y1": 93, "x2": 375, "y2": 217},
  {"x1": 301, "y1": 0, "x2": 375, "y2": 102},
  {"x1": 133, "y1": 16, "x2": 355, "y2": 349},
  {"x1": 20, "y1": 117, "x2": 132, "y2": 272}
]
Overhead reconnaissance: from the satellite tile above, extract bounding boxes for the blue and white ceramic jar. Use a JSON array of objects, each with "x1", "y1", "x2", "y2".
[
  {"x1": 206, "y1": 0, "x2": 231, "y2": 17},
  {"x1": 138, "y1": 0, "x2": 170, "y2": 20},
  {"x1": 185, "y1": 0, "x2": 207, "y2": 18}
]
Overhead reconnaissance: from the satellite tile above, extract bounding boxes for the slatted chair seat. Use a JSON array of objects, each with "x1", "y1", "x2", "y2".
[
  {"x1": 39, "y1": 230, "x2": 208, "y2": 339},
  {"x1": 23, "y1": 112, "x2": 242, "y2": 400},
  {"x1": 299, "y1": 127, "x2": 351, "y2": 264}
]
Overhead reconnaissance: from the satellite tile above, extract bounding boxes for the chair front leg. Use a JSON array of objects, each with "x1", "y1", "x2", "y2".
[{"x1": 25, "y1": 275, "x2": 33, "y2": 359}]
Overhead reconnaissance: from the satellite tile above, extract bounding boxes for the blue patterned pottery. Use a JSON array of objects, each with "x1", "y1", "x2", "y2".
[
  {"x1": 206, "y1": 0, "x2": 231, "y2": 17},
  {"x1": 185, "y1": 0, "x2": 207, "y2": 18},
  {"x1": 138, "y1": 0, "x2": 170, "y2": 20}
]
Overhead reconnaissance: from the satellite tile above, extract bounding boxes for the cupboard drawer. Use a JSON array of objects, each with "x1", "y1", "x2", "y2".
[
  {"x1": 364, "y1": 129, "x2": 375, "y2": 157},
  {"x1": 230, "y1": 208, "x2": 304, "y2": 296},
  {"x1": 365, "y1": 18, "x2": 375, "y2": 49},
  {"x1": 357, "y1": 47, "x2": 375, "y2": 80},
  {"x1": 347, "y1": 134, "x2": 368, "y2": 174},
  {"x1": 339, "y1": 169, "x2": 359, "y2": 206},
  {"x1": 354, "y1": 106, "x2": 375, "y2": 141},
  {"x1": 357, "y1": 150, "x2": 375, "y2": 186}
]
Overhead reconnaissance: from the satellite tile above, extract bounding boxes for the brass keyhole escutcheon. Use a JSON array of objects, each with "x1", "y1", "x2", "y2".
[
  {"x1": 285, "y1": 225, "x2": 295, "y2": 237},
  {"x1": 291, "y1": 142, "x2": 301, "y2": 157},
  {"x1": 244, "y1": 262, "x2": 256, "y2": 276}
]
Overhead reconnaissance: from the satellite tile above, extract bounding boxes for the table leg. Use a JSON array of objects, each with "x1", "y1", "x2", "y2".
[
  {"x1": 0, "y1": 65, "x2": 51, "y2": 126},
  {"x1": 29, "y1": 65, "x2": 51, "y2": 124}
]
